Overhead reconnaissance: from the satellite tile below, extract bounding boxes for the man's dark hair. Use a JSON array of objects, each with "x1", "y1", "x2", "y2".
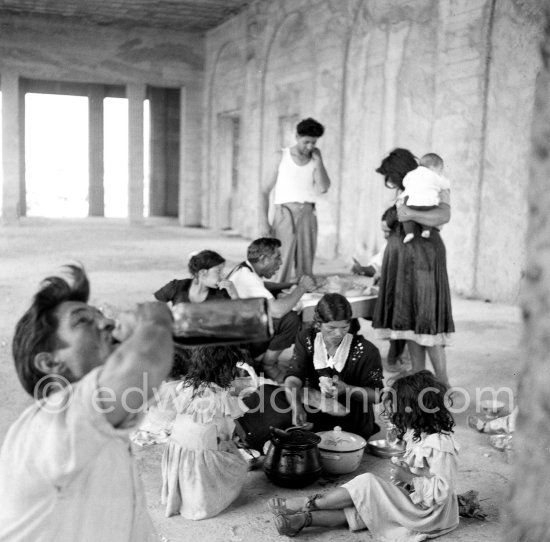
[
  {"x1": 12, "y1": 265, "x2": 90, "y2": 398},
  {"x1": 296, "y1": 118, "x2": 325, "y2": 138},
  {"x1": 247, "y1": 237, "x2": 281, "y2": 263}
]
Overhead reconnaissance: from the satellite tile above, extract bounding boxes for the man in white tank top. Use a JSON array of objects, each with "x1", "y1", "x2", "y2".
[{"x1": 261, "y1": 118, "x2": 332, "y2": 283}]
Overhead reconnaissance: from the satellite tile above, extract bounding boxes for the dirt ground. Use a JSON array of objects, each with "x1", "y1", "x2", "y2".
[{"x1": 0, "y1": 218, "x2": 520, "y2": 541}]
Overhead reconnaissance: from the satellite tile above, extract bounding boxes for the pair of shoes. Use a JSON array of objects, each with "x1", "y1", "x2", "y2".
[
  {"x1": 268, "y1": 494, "x2": 322, "y2": 515},
  {"x1": 467, "y1": 415, "x2": 486, "y2": 432},
  {"x1": 273, "y1": 511, "x2": 312, "y2": 537}
]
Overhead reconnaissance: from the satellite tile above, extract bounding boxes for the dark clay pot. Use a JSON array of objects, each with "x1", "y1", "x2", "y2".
[{"x1": 263, "y1": 427, "x2": 322, "y2": 488}]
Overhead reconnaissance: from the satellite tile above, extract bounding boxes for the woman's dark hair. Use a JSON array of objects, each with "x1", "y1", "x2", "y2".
[
  {"x1": 12, "y1": 265, "x2": 90, "y2": 398},
  {"x1": 183, "y1": 345, "x2": 243, "y2": 393},
  {"x1": 313, "y1": 293, "x2": 360, "y2": 334},
  {"x1": 383, "y1": 370, "x2": 455, "y2": 441},
  {"x1": 376, "y1": 148, "x2": 418, "y2": 191},
  {"x1": 296, "y1": 117, "x2": 325, "y2": 138},
  {"x1": 188, "y1": 250, "x2": 225, "y2": 277}
]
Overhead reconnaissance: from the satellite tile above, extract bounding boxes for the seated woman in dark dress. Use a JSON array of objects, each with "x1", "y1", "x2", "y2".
[
  {"x1": 154, "y1": 250, "x2": 239, "y2": 377},
  {"x1": 154, "y1": 249, "x2": 238, "y2": 305},
  {"x1": 283, "y1": 293, "x2": 384, "y2": 440}
]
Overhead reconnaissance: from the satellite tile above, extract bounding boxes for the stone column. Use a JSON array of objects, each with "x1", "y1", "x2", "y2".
[
  {"x1": 178, "y1": 84, "x2": 202, "y2": 226},
  {"x1": 1, "y1": 72, "x2": 22, "y2": 223},
  {"x1": 18, "y1": 88, "x2": 26, "y2": 217},
  {"x1": 148, "y1": 87, "x2": 167, "y2": 217},
  {"x1": 505, "y1": 7, "x2": 550, "y2": 541},
  {"x1": 127, "y1": 83, "x2": 145, "y2": 223},
  {"x1": 88, "y1": 86, "x2": 105, "y2": 216}
]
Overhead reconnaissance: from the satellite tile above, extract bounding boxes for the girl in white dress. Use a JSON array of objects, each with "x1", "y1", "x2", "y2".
[
  {"x1": 268, "y1": 370, "x2": 459, "y2": 541},
  {"x1": 161, "y1": 345, "x2": 249, "y2": 520}
]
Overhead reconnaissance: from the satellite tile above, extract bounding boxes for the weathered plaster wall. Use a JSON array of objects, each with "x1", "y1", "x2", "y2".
[
  {"x1": 205, "y1": 0, "x2": 543, "y2": 302},
  {"x1": 477, "y1": 1, "x2": 541, "y2": 301}
]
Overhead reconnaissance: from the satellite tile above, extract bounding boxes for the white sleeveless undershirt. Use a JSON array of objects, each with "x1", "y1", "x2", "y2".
[{"x1": 272, "y1": 147, "x2": 317, "y2": 204}]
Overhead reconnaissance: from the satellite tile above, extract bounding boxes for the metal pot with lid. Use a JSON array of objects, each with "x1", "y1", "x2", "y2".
[
  {"x1": 316, "y1": 426, "x2": 367, "y2": 475},
  {"x1": 263, "y1": 426, "x2": 322, "y2": 488}
]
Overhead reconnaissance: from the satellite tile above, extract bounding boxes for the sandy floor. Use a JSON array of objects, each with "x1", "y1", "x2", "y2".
[{"x1": 0, "y1": 217, "x2": 520, "y2": 541}]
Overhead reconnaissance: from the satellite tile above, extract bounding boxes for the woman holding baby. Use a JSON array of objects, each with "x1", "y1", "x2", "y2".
[{"x1": 372, "y1": 148, "x2": 455, "y2": 387}]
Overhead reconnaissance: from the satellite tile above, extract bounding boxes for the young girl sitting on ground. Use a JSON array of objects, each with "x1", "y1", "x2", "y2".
[
  {"x1": 162, "y1": 345, "x2": 249, "y2": 520},
  {"x1": 268, "y1": 370, "x2": 459, "y2": 540}
]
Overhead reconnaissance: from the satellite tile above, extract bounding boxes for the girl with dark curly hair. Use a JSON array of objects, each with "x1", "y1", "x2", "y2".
[
  {"x1": 269, "y1": 370, "x2": 459, "y2": 540},
  {"x1": 161, "y1": 345, "x2": 249, "y2": 520}
]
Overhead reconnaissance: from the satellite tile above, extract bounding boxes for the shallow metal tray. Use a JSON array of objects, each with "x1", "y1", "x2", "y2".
[{"x1": 367, "y1": 439, "x2": 406, "y2": 459}]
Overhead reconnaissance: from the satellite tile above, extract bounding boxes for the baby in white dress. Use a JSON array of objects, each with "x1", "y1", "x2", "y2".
[{"x1": 399, "y1": 153, "x2": 451, "y2": 243}]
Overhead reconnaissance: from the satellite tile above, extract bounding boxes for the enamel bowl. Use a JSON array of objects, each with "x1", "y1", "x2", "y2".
[{"x1": 316, "y1": 426, "x2": 367, "y2": 475}]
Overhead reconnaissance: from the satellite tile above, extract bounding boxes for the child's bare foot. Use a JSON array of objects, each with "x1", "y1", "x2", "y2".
[
  {"x1": 421, "y1": 230, "x2": 431, "y2": 238},
  {"x1": 403, "y1": 233, "x2": 414, "y2": 243}
]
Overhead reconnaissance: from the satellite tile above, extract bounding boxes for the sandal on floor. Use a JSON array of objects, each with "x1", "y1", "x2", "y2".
[
  {"x1": 268, "y1": 494, "x2": 322, "y2": 515},
  {"x1": 273, "y1": 511, "x2": 312, "y2": 537}
]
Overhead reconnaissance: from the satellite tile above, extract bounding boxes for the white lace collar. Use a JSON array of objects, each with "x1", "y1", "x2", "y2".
[{"x1": 313, "y1": 332, "x2": 353, "y2": 373}]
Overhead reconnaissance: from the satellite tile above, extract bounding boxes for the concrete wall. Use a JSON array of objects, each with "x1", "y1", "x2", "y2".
[{"x1": 204, "y1": 0, "x2": 543, "y2": 302}]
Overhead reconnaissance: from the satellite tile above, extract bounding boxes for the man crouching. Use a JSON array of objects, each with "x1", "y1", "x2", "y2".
[{"x1": 0, "y1": 265, "x2": 173, "y2": 542}]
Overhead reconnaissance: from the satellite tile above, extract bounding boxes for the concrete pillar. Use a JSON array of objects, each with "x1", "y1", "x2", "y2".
[
  {"x1": 505, "y1": 8, "x2": 550, "y2": 540},
  {"x1": 17, "y1": 88, "x2": 26, "y2": 217},
  {"x1": 178, "y1": 84, "x2": 202, "y2": 226},
  {"x1": 88, "y1": 86, "x2": 105, "y2": 216},
  {"x1": 127, "y1": 83, "x2": 145, "y2": 223},
  {"x1": 148, "y1": 88, "x2": 167, "y2": 216},
  {"x1": 1, "y1": 72, "x2": 22, "y2": 223}
]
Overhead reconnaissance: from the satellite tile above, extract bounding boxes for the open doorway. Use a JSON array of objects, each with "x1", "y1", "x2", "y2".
[
  {"x1": 25, "y1": 94, "x2": 89, "y2": 217},
  {"x1": 216, "y1": 113, "x2": 240, "y2": 230},
  {"x1": 2, "y1": 92, "x2": 150, "y2": 218}
]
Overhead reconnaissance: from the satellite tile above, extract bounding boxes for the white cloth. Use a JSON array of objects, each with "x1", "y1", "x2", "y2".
[
  {"x1": 272, "y1": 147, "x2": 317, "y2": 204},
  {"x1": 342, "y1": 430, "x2": 459, "y2": 541},
  {"x1": 228, "y1": 260, "x2": 274, "y2": 300},
  {"x1": 312, "y1": 332, "x2": 353, "y2": 373},
  {"x1": 0, "y1": 367, "x2": 156, "y2": 542},
  {"x1": 161, "y1": 383, "x2": 249, "y2": 520},
  {"x1": 401, "y1": 166, "x2": 451, "y2": 207},
  {"x1": 368, "y1": 241, "x2": 387, "y2": 273},
  {"x1": 131, "y1": 380, "x2": 180, "y2": 446}
]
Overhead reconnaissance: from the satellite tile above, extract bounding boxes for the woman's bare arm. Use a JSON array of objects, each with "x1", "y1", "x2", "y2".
[{"x1": 397, "y1": 189, "x2": 451, "y2": 228}]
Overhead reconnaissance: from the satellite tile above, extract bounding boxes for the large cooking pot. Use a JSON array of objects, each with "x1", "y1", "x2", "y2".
[
  {"x1": 263, "y1": 427, "x2": 322, "y2": 488},
  {"x1": 316, "y1": 426, "x2": 366, "y2": 475}
]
